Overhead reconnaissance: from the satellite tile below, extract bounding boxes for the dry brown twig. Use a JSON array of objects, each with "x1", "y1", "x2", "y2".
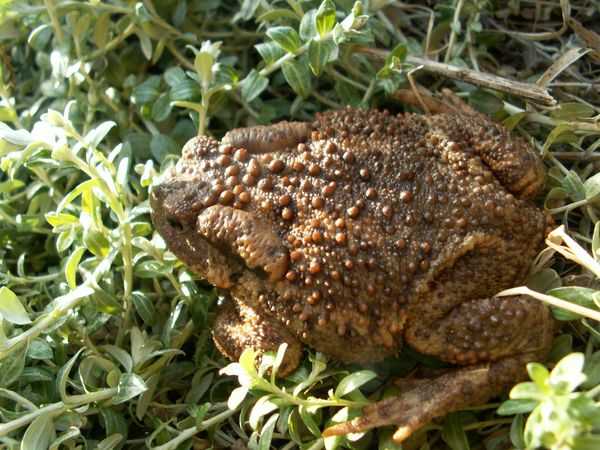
[{"x1": 355, "y1": 46, "x2": 557, "y2": 106}]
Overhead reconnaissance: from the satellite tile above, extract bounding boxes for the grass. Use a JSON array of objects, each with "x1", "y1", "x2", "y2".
[{"x1": 0, "y1": 0, "x2": 599, "y2": 449}]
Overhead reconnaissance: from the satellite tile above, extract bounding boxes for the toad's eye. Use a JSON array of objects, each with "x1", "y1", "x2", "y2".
[
  {"x1": 229, "y1": 272, "x2": 243, "y2": 283},
  {"x1": 166, "y1": 215, "x2": 184, "y2": 231}
]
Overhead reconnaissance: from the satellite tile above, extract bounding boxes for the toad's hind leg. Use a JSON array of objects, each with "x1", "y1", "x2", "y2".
[
  {"x1": 324, "y1": 351, "x2": 542, "y2": 442},
  {"x1": 432, "y1": 108, "x2": 547, "y2": 199},
  {"x1": 324, "y1": 295, "x2": 554, "y2": 442},
  {"x1": 213, "y1": 296, "x2": 303, "y2": 376},
  {"x1": 324, "y1": 236, "x2": 555, "y2": 443}
]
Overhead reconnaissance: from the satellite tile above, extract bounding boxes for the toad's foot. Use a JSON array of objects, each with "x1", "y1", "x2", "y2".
[{"x1": 323, "y1": 353, "x2": 536, "y2": 443}]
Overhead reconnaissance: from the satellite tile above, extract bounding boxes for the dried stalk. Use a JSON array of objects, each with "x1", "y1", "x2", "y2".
[{"x1": 355, "y1": 46, "x2": 557, "y2": 106}]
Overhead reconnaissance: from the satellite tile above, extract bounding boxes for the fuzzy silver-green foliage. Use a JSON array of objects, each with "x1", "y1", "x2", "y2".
[{"x1": 0, "y1": 0, "x2": 599, "y2": 449}]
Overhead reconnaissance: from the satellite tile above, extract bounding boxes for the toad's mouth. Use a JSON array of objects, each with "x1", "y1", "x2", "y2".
[{"x1": 150, "y1": 183, "x2": 270, "y2": 285}]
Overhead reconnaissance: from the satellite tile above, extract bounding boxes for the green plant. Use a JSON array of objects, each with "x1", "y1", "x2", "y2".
[
  {"x1": 499, "y1": 353, "x2": 600, "y2": 450},
  {"x1": 0, "y1": 0, "x2": 599, "y2": 449}
]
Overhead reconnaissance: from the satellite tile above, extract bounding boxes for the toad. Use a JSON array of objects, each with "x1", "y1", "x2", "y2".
[{"x1": 150, "y1": 97, "x2": 555, "y2": 442}]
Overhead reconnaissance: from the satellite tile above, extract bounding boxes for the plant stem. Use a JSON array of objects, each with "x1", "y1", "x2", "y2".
[
  {"x1": 0, "y1": 387, "x2": 117, "y2": 437},
  {"x1": 151, "y1": 408, "x2": 237, "y2": 450},
  {"x1": 43, "y1": 0, "x2": 64, "y2": 44}
]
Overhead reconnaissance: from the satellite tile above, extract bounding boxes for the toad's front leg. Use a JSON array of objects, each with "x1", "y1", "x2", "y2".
[{"x1": 213, "y1": 295, "x2": 303, "y2": 377}]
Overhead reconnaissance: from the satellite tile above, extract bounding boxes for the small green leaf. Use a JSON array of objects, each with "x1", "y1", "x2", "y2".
[
  {"x1": 93, "y1": 11, "x2": 111, "y2": 50},
  {"x1": 164, "y1": 67, "x2": 187, "y2": 87},
  {"x1": 21, "y1": 414, "x2": 54, "y2": 450},
  {"x1": 96, "y1": 434, "x2": 124, "y2": 450},
  {"x1": 239, "y1": 347, "x2": 257, "y2": 374},
  {"x1": 151, "y1": 92, "x2": 171, "y2": 122},
  {"x1": 333, "y1": 24, "x2": 373, "y2": 44},
  {"x1": 468, "y1": 90, "x2": 504, "y2": 115},
  {"x1": 132, "y1": 79, "x2": 160, "y2": 104},
  {"x1": 130, "y1": 291, "x2": 157, "y2": 326},
  {"x1": 57, "y1": 348, "x2": 85, "y2": 403},
  {"x1": 316, "y1": 0, "x2": 336, "y2": 37},
  {"x1": 547, "y1": 334, "x2": 573, "y2": 363},
  {"x1": 441, "y1": 412, "x2": 469, "y2": 450},
  {"x1": 242, "y1": 69, "x2": 269, "y2": 102},
  {"x1": 249, "y1": 395, "x2": 280, "y2": 429},
  {"x1": 509, "y1": 381, "x2": 544, "y2": 400},
  {"x1": 20, "y1": 367, "x2": 54, "y2": 383},
  {"x1": 172, "y1": 0, "x2": 187, "y2": 27},
  {"x1": 550, "y1": 352, "x2": 586, "y2": 393},
  {"x1": 65, "y1": 247, "x2": 85, "y2": 289},
  {"x1": 386, "y1": 42, "x2": 407, "y2": 65},
  {"x1": 74, "y1": 14, "x2": 91, "y2": 43},
  {"x1": 191, "y1": 41, "x2": 221, "y2": 91},
  {"x1": 0, "y1": 346, "x2": 26, "y2": 387},
  {"x1": 234, "y1": 0, "x2": 261, "y2": 22},
  {"x1": 307, "y1": 39, "x2": 337, "y2": 76},
  {"x1": 255, "y1": 41, "x2": 284, "y2": 66},
  {"x1": 544, "y1": 123, "x2": 582, "y2": 151},
  {"x1": 450, "y1": 21, "x2": 462, "y2": 35},
  {"x1": 266, "y1": 26, "x2": 301, "y2": 53},
  {"x1": 334, "y1": 370, "x2": 377, "y2": 398},
  {"x1": 502, "y1": 111, "x2": 529, "y2": 130},
  {"x1": 584, "y1": 172, "x2": 600, "y2": 199},
  {"x1": 194, "y1": 52, "x2": 214, "y2": 89},
  {"x1": 271, "y1": 344, "x2": 289, "y2": 382},
  {"x1": 99, "y1": 409, "x2": 128, "y2": 443},
  {"x1": 526, "y1": 268, "x2": 562, "y2": 292},
  {"x1": 299, "y1": 9, "x2": 318, "y2": 40},
  {"x1": 227, "y1": 385, "x2": 249, "y2": 410},
  {"x1": 562, "y1": 170, "x2": 586, "y2": 201},
  {"x1": 134, "y1": 2, "x2": 151, "y2": 23},
  {"x1": 551, "y1": 102, "x2": 595, "y2": 121},
  {"x1": 55, "y1": 179, "x2": 100, "y2": 214},
  {"x1": 497, "y1": 398, "x2": 538, "y2": 415},
  {"x1": 27, "y1": 338, "x2": 54, "y2": 360},
  {"x1": 136, "y1": 373, "x2": 160, "y2": 420},
  {"x1": 299, "y1": 405, "x2": 322, "y2": 437},
  {"x1": 113, "y1": 373, "x2": 148, "y2": 404},
  {"x1": 0, "y1": 179, "x2": 24, "y2": 194},
  {"x1": 135, "y1": 29, "x2": 152, "y2": 60},
  {"x1": 527, "y1": 362, "x2": 549, "y2": 386},
  {"x1": 281, "y1": 58, "x2": 311, "y2": 98},
  {"x1": 583, "y1": 350, "x2": 600, "y2": 389},
  {"x1": 0, "y1": 286, "x2": 32, "y2": 325},
  {"x1": 169, "y1": 80, "x2": 201, "y2": 101},
  {"x1": 150, "y1": 134, "x2": 180, "y2": 162},
  {"x1": 258, "y1": 413, "x2": 279, "y2": 450},
  {"x1": 83, "y1": 227, "x2": 110, "y2": 257},
  {"x1": 257, "y1": 8, "x2": 298, "y2": 23},
  {"x1": 56, "y1": 228, "x2": 75, "y2": 253},
  {"x1": 509, "y1": 414, "x2": 526, "y2": 448},
  {"x1": 134, "y1": 260, "x2": 171, "y2": 278},
  {"x1": 102, "y1": 345, "x2": 133, "y2": 373},
  {"x1": 91, "y1": 288, "x2": 123, "y2": 314},
  {"x1": 196, "y1": 402, "x2": 213, "y2": 423},
  {"x1": 547, "y1": 286, "x2": 598, "y2": 320},
  {"x1": 335, "y1": 79, "x2": 361, "y2": 105}
]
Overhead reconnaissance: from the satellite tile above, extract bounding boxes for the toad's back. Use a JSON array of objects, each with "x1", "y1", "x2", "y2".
[{"x1": 157, "y1": 107, "x2": 549, "y2": 363}]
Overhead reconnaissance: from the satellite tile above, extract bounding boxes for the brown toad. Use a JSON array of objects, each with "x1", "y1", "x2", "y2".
[{"x1": 150, "y1": 103, "x2": 555, "y2": 442}]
